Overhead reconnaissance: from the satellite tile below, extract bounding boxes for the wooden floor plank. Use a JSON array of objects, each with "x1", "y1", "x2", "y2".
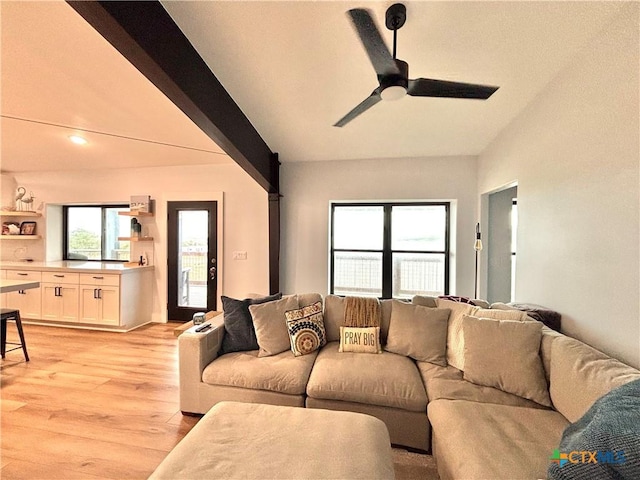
[
  {"x1": 0, "y1": 399, "x2": 26, "y2": 412},
  {"x1": 3, "y1": 403, "x2": 188, "y2": 452},
  {"x1": 2, "y1": 424, "x2": 168, "y2": 479},
  {"x1": 0, "y1": 323, "x2": 193, "y2": 479},
  {"x1": 0, "y1": 457, "x2": 114, "y2": 480},
  {"x1": 1, "y1": 367, "x2": 111, "y2": 390}
]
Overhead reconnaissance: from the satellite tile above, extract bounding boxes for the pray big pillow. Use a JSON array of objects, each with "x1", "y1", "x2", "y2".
[{"x1": 339, "y1": 326, "x2": 382, "y2": 354}]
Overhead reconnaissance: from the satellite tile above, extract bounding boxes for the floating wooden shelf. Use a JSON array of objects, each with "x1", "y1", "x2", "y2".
[
  {"x1": 0, "y1": 235, "x2": 41, "y2": 240},
  {"x1": 118, "y1": 211, "x2": 154, "y2": 217},
  {"x1": 1, "y1": 211, "x2": 42, "y2": 217},
  {"x1": 118, "y1": 236, "x2": 154, "y2": 242}
]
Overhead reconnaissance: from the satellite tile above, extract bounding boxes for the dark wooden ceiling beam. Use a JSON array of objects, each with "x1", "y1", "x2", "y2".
[{"x1": 67, "y1": 0, "x2": 279, "y2": 194}]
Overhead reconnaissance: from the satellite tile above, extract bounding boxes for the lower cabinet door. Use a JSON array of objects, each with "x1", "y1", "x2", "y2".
[
  {"x1": 59, "y1": 285, "x2": 79, "y2": 322},
  {"x1": 41, "y1": 284, "x2": 79, "y2": 322},
  {"x1": 98, "y1": 286, "x2": 120, "y2": 326},
  {"x1": 41, "y1": 284, "x2": 59, "y2": 321},
  {"x1": 6, "y1": 287, "x2": 42, "y2": 319},
  {"x1": 79, "y1": 286, "x2": 101, "y2": 324},
  {"x1": 79, "y1": 285, "x2": 120, "y2": 326}
]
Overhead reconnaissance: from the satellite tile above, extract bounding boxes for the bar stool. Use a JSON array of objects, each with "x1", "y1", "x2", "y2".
[{"x1": 0, "y1": 308, "x2": 29, "y2": 361}]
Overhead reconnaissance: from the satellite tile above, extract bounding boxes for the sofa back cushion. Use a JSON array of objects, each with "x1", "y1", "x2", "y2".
[
  {"x1": 297, "y1": 293, "x2": 323, "y2": 309},
  {"x1": 549, "y1": 335, "x2": 640, "y2": 422},
  {"x1": 475, "y1": 307, "x2": 529, "y2": 322},
  {"x1": 540, "y1": 326, "x2": 564, "y2": 383}
]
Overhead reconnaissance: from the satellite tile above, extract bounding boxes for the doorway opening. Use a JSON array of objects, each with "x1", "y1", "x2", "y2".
[
  {"x1": 486, "y1": 185, "x2": 518, "y2": 304},
  {"x1": 167, "y1": 201, "x2": 217, "y2": 321}
]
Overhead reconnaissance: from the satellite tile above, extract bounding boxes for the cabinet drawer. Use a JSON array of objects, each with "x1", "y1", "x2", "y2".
[
  {"x1": 79, "y1": 273, "x2": 120, "y2": 287},
  {"x1": 41, "y1": 272, "x2": 80, "y2": 284},
  {"x1": 6, "y1": 270, "x2": 42, "y2": 281}
]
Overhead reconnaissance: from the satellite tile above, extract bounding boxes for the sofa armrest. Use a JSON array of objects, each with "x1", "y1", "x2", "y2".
[{"x1": 178, "y1": 315, "x2": 225, "y2": 413}]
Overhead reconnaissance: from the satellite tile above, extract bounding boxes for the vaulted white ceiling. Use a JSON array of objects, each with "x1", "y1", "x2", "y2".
[{"x1": 1, "y1": 1, "x2": 625, "y2": 172}]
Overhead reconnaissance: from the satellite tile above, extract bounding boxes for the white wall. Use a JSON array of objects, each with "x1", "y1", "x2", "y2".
[
  {"x1": 478, "y1": 6, "x2": 639, "y2": 368},
  {"x1": 8, "y1": 162, "x2": 270, "y2": 322},
  {"x1": 280, "y1": 156, "x2": 478, "y2": 297}
]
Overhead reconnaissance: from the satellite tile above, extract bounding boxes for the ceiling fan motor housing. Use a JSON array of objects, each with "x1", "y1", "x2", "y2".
[{"x1": 379, "y1": 59, "x2": 409, "y2": 91}]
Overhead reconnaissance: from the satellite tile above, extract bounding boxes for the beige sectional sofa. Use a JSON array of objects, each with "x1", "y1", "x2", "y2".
[{"x1": 178, "y1": 293, "x2": 640, "y2": 479}]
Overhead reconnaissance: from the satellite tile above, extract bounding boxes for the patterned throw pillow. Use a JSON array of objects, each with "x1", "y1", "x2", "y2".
[
  {"x1": 338, "y1": 326, "x2": 382, "y2": 354},
  {"x1": 285, "y1": 301, "x2": 327, "y2": 357}
]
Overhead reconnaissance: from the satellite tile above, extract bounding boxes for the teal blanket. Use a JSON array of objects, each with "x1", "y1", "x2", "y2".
[{"x1": 548, "y1": 378, "x2": 640, "y2": 479}]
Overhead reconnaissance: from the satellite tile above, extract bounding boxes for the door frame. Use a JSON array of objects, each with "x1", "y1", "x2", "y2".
[
  {"x1": 167, "y1": 201, "x2": 217, "y2": 321},
  {"x1": 160, "y1": 192, "x2": 224, "y2": 323},
  {"x1": 479, "y1": 182, "x2": 517, "y2": 302}
]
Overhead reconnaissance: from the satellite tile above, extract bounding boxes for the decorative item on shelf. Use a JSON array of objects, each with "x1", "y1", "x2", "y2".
[
  {"x1": 15, "y1": 187, "x2": 36, "y2": 212},
  {"x1": 131, "y1": 218, "x2": 142, "y2": 238},
  {"x1": 474, "y1": 222, "x2": 483, "y2": 299},
  {"x1": 130, "y1": 195, "x2": 151, "y2": 214},
  {"x1": 2, "y1": 222, "x2": 20, "y2": 235},
  {"x1": 20, "y1": 221, "x2": 37, "y2": 235}
]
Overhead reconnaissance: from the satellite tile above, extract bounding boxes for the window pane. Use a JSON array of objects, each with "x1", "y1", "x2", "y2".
[
  {"x1": 67, "y1": 207, "x2": 102, "y2": 260},
  {"x1": 392, "y1": 205, "x2": 446, "y2": 251},
  {"x1": 66, "y1": 206, "x2": 130, "y2": 261},
  {"x1": 392, "y1": 253, "x2": 445, "y2": 298},
  {"x1": 178, "y1": 210, "x2": 209, "y2": 308},
  {"x1": 333, "y1": 251, "x2": 382, "y2": 297},
  {"x1": 105, "y1": 207, "x2": 130, "y2": 261},
  {"x1": 334, "y1": 206, "x2": 383, "y2": 250}
]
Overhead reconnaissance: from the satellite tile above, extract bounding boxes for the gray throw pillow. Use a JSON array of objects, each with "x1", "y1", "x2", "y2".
[{"x1": 220, "y1": 293, "x2": 282, "y2": 354}]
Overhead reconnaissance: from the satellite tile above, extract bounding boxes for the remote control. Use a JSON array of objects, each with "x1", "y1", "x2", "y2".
[{"x1": 195, "y1": 323, "x2": 211, "y2": 333}]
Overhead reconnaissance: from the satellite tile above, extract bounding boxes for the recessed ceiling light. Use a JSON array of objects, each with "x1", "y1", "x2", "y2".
[{"x1": 69, "y1": 135, "x2": 88, "y2": 145}]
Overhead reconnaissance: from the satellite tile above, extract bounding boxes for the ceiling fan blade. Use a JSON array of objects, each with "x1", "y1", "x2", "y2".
[
  {"x1": 408, "y1": 78, "x2": 499, "y2": 99},
  {"x1": 334, "y1": 89, "x2": 382, "y2": 127},
  {"x1": 348, "y1": 9, "x2": 400, "y2": 77}
]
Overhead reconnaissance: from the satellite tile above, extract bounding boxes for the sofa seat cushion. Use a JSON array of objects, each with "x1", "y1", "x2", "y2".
[
  {"x1": 418, "y1": 362, "x2": 549, "y2": 410},
  {"x1": 306, "y1": 342, "x2": 427, "y2": 412},
  {"x1": 428, "y1": 399, "x2": 569, "y2": 480},
  {"x1": 202, "y1": 348, "x2": 317, "y2": 396}
]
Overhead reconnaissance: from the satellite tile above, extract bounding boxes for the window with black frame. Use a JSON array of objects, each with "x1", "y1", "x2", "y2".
[
  {"x1": 330, "y1": 202, "x2": 450, "y2": 299},
  {"x1": 63, "y1": 205, "x2": 130, "y2": 261}
]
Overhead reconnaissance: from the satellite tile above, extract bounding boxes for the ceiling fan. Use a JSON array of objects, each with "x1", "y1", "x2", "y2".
[{"x1": 334, "y1": 3, "x2": 499, "y2": 127}]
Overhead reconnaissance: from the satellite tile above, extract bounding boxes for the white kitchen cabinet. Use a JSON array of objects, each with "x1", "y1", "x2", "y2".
[
  {"x1": 41, "y1": 272, "x2": 80, "y2": 322},
  {"x1": 0, "y1": 262, "x2": 152, "y2": 331},
  {"x1": 5, "y1": 270, "x2": 42, "y2": 319},
  {"x1": 79, "y1": 285, "x2": 119, "y2": 326}
]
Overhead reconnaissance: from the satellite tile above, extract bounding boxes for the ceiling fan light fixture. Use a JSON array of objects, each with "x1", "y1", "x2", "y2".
[
  {"x1": 69, "y1": 134, "x2": 88, "y2": 145},
  {"x1": 380, "y1": 85, "x2": 406, "y2": 101}
]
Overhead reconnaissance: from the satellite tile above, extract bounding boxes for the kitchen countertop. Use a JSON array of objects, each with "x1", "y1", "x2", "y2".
[{"x1": 0, "y1": 261, "x2": 154, "y2": 274}]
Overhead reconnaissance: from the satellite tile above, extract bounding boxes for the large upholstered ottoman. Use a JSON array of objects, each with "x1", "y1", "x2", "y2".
[{"x1": 150, "y1": 401, "x2": 395, "y2": 479}]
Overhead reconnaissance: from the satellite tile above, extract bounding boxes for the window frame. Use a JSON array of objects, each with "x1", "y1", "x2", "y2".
[
  {"x1": 63, "y1": 204, "x2": 130, "y2": 262},
  {"x1": 329, "y1": 201, "x2": 450, "y2": 298}
]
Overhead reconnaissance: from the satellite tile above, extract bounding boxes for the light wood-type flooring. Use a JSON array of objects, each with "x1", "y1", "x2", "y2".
[{"x1": 0, "y1": 322, "x2": 198, "y2": 479}]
